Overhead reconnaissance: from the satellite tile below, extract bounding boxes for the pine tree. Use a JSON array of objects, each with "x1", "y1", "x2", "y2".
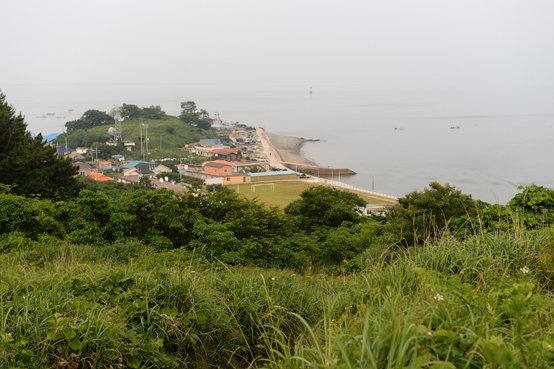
[{"x1": 0, "y1": 89, "x2": 82, "y2": 200}]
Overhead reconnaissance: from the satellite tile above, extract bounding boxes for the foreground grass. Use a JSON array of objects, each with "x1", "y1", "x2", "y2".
[{"x1": 1, "y1": 232, "x2": 554, "y2": 368}]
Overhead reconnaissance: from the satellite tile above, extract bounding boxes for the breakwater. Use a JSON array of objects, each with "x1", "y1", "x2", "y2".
[{"x1": 282, "y1": 162, "x2": 356, "y2": 176}]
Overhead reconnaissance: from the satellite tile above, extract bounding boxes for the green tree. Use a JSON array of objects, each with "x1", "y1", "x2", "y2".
[
  {"x1": 388, "y1": 182, "x2": 481, "y2": 245},
  {"x1": 141, "y1": 105, "x2": 166, "y2": 120},
  {"x1": 199, "y1": 109, "x2": 210, "y2": 119},
  {"x1": 286, "y1": 186, "x2": 366, "y2": 230},
  {"x1": 121, "y1": 104, "x2": 141, "y2": 120},
  {"x1": 196, "y1": 119, "x2": 211, "y2": 130},
  {"x1": 319, "y1": 225, "x2": 363, "y2": 266},
  {"x1": 179, "y1": 101, "x2": 211, "y2": 130},
  {"x1": 139, "y1": 176, "x2": 153, "y2": 190},
  {"x1": 65, "y1": 110, "x2": 114, "y2": 132},
  {"x1": 508, "y1": 184, "x2": 554, "y2": 230},
  {"x1": 0, "y1": 90, "x2": 82, "y2": 200},
  {"x1": 180, "y1": 101, "x2": 197, "y2": 114}
]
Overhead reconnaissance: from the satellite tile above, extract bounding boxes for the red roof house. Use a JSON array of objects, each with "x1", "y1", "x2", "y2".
[{"x1": 89, "y1": 173, "x2": 114, "y2": 181}]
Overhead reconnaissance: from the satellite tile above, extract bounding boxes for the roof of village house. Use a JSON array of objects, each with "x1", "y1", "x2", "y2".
[
  {"x1": 218, "y1": 149, "x2": 240, "y2": 156},
  {"x1": 57, "y1": 147, "x2": 76, "y2": 153},
  {"x1": 89, "y1": 173, "x2": 114, "y2": 181},
  {"x1": 111, "y1": 154, "x2": 125, "y2": 159},
  {"x1": 204, "y1": 162, "x2": 231, "y2": 168},
  {"x1": 209, "y1": 160, "x2": 236, "y2": 165},
  {"x1": 126, "y1": 160, "x2": 156, "y2": 167},
  {"x1": 74, "y1": 162, "x2": 95, "y2": 170},
  {"x1": 99, "y1": 161, "x2": 112, "y2": 165},
  {"x1": 198, "y1": 142, "x2": 216, "y2": 147},
  {"x1": 117, "y1": 176, "x2": 137, "y2": 183}
]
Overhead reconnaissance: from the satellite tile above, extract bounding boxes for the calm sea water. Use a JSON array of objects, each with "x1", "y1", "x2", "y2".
[{"x1": 3, "y1": 82, "x2": 554, "y2": 204}]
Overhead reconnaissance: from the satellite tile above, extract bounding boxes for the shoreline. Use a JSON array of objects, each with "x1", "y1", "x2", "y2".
[
  {"x1": 255, "y1": 127, "x2": 319, "y2": 169},
  {"x1": 254, "y1": 127, "x2": 395, "y2": 202},
  {"x1": 264, "y1": 131, "x2": 319, "y2": 167},
  {"x1": 255, "y1": 127, "x2": 356, "y2": 176}
]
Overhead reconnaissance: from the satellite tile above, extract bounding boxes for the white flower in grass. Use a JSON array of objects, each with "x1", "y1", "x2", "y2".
[
  {"x1": 271, "y1": 277, "x2": 276, "y2": 281},
  {"x1": 520, "y1": 266, "x2": 530, "y2": 274},
  {"x1": 433, "y1": 294, "x2": 444, "y2": 301},
  {"x1": 427, "y1": 331, "x2": 433, "y2": 337}
]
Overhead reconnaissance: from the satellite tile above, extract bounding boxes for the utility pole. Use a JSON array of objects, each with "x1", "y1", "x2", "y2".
[
  {"x1": 160, "y1": 132, "x2": 162, "y2": 155},
  {"x1": 62, "y1": 127, "x2": 67, "y2": 158},
  {"x1": 140, "y1": 123, "x2": 148, "y2": 161},
  {"x1": 93, "y1": 145, "x2": 101, "y2": 180},
  {"x1": 139, "y1": 120, "x2": 144, "y2": 160}
]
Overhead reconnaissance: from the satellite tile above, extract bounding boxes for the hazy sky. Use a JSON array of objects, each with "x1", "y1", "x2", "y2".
[{"x1": 2, "y1": 0, "x2": 554, "y2": 92}]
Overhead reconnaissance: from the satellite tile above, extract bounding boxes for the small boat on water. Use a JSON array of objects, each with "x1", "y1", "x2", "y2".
[
  {"x1": 68, "y1": 109, "x2": 73, "y2": 112},
  {"x1": 394, "y1": 127, "x2": 405, "y2": 130},
  {"x1": 36, "y1": 115, "x2": 46, "y2": 118},
  {"x1": 57, "y1": 116, "x2": 66, "y2": 119},
  {"x1": 450, "y1": 126, "x2": 460, "y2": 129},
  {"x1": 46, "y1": 112, "x2": 55, "y2": 116}
]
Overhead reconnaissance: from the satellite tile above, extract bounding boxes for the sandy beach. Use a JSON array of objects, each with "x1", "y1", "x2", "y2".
[{"x1": 255, "y1": 127, "x2": 318, "y2": 169}]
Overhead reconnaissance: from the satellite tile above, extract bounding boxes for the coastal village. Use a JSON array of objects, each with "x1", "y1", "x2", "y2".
[
  {"x1": 52, "y1": 114, "x2": 396, "y2": 213},
  {"x1": 62, "y1": 120, "x2": 299, "y2": 187}
]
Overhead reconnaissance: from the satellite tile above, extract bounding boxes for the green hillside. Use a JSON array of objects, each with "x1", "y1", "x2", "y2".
[{"x1": 53, "y1": 115, "x2": 219, "y2": 160}]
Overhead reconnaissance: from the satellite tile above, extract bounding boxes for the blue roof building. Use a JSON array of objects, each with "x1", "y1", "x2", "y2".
[
  {"x1": 199, "y1": 139, "x2": 221, "y2": 145},
  {"x1": 125, "y1": 160, "x2": 156, "y2": 167},
  {"x1": 249, "y1": 170, "x2": 296, "y2": 177}
]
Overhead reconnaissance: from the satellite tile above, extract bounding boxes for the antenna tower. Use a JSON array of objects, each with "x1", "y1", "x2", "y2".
[{"x1": 107, "y1": 105, "x2": 123, "y2": 143}]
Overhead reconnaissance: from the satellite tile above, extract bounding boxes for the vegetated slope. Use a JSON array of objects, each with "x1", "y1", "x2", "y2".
[
  {"x1": 2, "y1": 232, "x2": 554, "y2": 368},
  {"x1": 3, "y1": 168, "x2": 554, "y2": 367},
  {"x1": 54, "y1": 115, "x2": 219, "y2": 159}
]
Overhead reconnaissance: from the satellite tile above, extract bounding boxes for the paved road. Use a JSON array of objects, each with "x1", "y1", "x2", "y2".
[{"x1": 255, "y1": 127, "x2": 285, "y2": 169}]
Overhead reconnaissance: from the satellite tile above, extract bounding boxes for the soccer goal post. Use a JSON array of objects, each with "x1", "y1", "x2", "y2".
[{"x1": 251, "y1": 183, "x2": 275, "y2": 192}]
